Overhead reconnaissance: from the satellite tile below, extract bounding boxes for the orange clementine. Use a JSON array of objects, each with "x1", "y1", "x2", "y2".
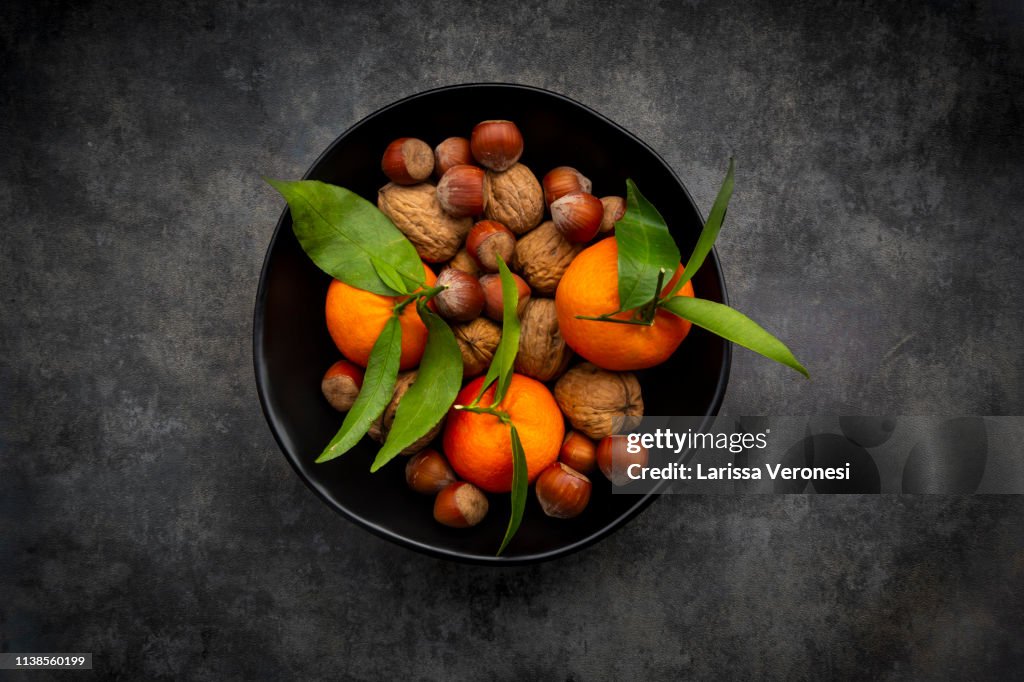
[
  {"x1": 555, "y1": 236, "x2": 695, "y2": 371},
  {"x1": 443, "y1": 374, "x2": 564, "y2": 493},
  {"x1": 325, "y1": 263, "x2": 436, "y2": 370}
]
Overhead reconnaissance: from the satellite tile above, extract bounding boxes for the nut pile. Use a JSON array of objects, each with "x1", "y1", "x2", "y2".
[{"x1": 324, "y1": 119, "x2": 650, "y2": 531}]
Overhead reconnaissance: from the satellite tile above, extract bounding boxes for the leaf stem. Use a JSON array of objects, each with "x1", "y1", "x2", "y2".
[
  {"x1": 392, "y1": 285, "x2": 445, "y2": 315},
  {"x1": 453, "y1": 404, "x2": 512, "y2": 425}
]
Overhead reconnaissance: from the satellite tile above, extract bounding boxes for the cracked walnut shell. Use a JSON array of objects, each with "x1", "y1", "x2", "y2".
[
  {"x1": 511, "y1": 220, "x2": 583, "y2": 295},
  {"x1": 554, "y1": 363, "x2": 643, "y2": 440},
  {"x1": 484, "y1": 163, "x2": 544, "y2": 235},
  {"x1": 377, "y1": 182, "x2": 472, "y2": 263},
  {"x1": 515, "y1": 298, "x2": 572, "y2": 382}
]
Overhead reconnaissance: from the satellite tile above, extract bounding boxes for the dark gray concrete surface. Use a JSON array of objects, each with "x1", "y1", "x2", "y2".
[{"x1": 2, "y1": 0, "x2": 1022, "y2": 679}]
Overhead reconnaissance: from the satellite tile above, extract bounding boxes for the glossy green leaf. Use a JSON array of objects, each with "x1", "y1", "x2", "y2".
[
  {"x1": 266, "y1": 179, "x2": 424, "y2": 295},
  {"x1": 664, "y1": 158, "x2": 735, "y2": 299},
  {"x1": 660, "y1": 296, "x2": 809, "y2": 377},
  {"x1": 496, "y1": 424, "x2": 528, "y2": 556},
  {"x1": 615, "y1": 179, "x2": 682, "y2": 311},
  {"x1": 316, "y1": 315, "x2": 403, "y2": 462},
  {"x1": 370, "y1": 302, "x2": 463, "y2": 471},
  {"x1": 477, "y1": 256, "x2": 521, "y2": 406},
  {"x1": 372, "y1": 257, "x2": 411, "y2": 295}
]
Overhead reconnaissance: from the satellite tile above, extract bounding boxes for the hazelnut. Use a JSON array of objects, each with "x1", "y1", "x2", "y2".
[
  {"x1": 369, "y1": 371, "x2": 445, "y2": 454},
  {"x1": 446, "y1": 248, "x2": 481, "y2": 277},
  {"x1": 535, "y1": 463, "x2": 592, "y2": 518},
  {"x1": 434, "y1": 481, "x2": 489, "y2": 528},
  {"x1": 377, "y1": 182, "x2": 472, "y2": 262},
  {"x1": 434, "y1": 136, "x2": 473, "y2": 178},
  {"x1": 453, "y1": 317, "x2": 502, "y2": 377},
  {"x1": 551, "y1": 191, "x2": 603, "y2": 243},
  {"x1": 484, "y1": 163, "x2": 544, "y2": 234},
  {"x1": 510, "y1": 220, "x2": 582, "y2": 295},
  {"x1": 405, "y1": 448, "x2": 457, "y2": 495},
  {"x1": 553, "y1": 363, "x2": 644, "y2": 440},
  {"x1": 599, "y1": 195, "x2": 626, "y2": 232},
  {"x1": 479, "y1": 272, "x2": 531, "y2": 322},
  {"x1": 560, "y1": 431, "x2": 597, "y2": 474},
  {"x1": 434, "y1": 268, "x2": 485, "y2": 322},
  {"x1": 466, "y1": 220, "x2": 516, "y2": 272},
  {"x1": 470, "y1": 120, "x2": 523, "y2": 171},
  {"x1": 597, "y1": 435, "x2": 649, "y2": 486},
  {"x1": 381, "y1": 137, "x2": 434, "y2": 185},
  {"x1": 515, "y1": 298, "x2": 572, "y2": 382},
  {"x1": 436, "y1": 164, "x2": 488, "y2": 218},
  {"x1": 321, "y1": 359, "x2": 364, "y2": 412},
  {"x1": 542, "y1": 166, "x2": 592, "y2": 206}
]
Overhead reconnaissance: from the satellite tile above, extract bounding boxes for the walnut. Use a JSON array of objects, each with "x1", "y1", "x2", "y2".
[
  {"x1": 446, "y1": 248, "x2": 480, "y2": 277},
  {"x1": 378, "y1": 182, "x2": 472, "y2": 263},
  {"x1": 484, "y1": 163, "x2": 544, "y2": 235},
  {"x1": 368, "y1": 370, "x2": 444, "y2": 454},
  {"x1": 511, "y1": 220, "x2": 583, "y2": 295},
  {"x1": 515, "y1": 299, "x2": 572, "y2": 382},
  {"x1": 554, "y1": 363, "x2": 643, "y2": 440},
  {"x1": 453, "y1": 317, "x2": 501, "y2": 377}
]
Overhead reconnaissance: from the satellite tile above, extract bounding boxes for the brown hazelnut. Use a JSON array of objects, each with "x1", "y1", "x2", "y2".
[
  {"x1": 434, "y1": 136, "x2": 473, "y2": 178},
  {"x1": 535, "y1": 463, "x2": 592, "y2": 518},
  {"x1": 484, "y1": 163, "x2": 544, "y2": 234},
  {"x1": 369, "y1": 371, "x2": 445, "y2": 454},
  {"x1": 515, "y1": 298, "x2": 572, "y2": 382},
  {"x1": 510, "y1": 220, "x2": 582, "y2": 295},
  {"x1": 377, "y1": 182, "x2": 472, "y2": 262},
  {"x1": 551, "y1": 191, "x2": 603, "y2": 243},
  {"x1": 453, "y1": 317, "x2": 502, "y2": 377},
  {"x1": 470, "y1": 120, "x2": 523, "y2": 171},
  {"x1": 560, "y1": 431, "x2": 597, "y2": 474},
  {"x1": 445, "y1": 248, "x2": 480, "y2": 277},
  {"x1": 405, "y1": 448, "x2": 457, "y2": 495},
  {"x1": 436, "y1": 164, "x2": 488, "y2": 217},
  {"x1": 542, "y1": 166, "x2": 592, "y2": 206},
  {"x1": 553, "y1": 363, "x2": 644, "y2": 440},
  {"x1": 321, "y1": 359, "x2": 364, "y2": 412},
  {"x1": 466, "y1": 220, "x2": 516, "y2": 272},
  {"x1": 434, "y1": 481, "x2": 489, "y2": 528},
  {"x1": 479, "y1": 272, "x2": 531, "y2": 322},
  {"x1": 597, "y1": 435, "x2": 649, "y2": 486},
  {"x1": 599, "y1": 195, "x2": 626, "y2": 232},
  {"x1": 381, "y1": 137, "x2": 434, "y2": 185},
  {"x1": 434, "y1": 268, "x2": 485, "y2": 322}
]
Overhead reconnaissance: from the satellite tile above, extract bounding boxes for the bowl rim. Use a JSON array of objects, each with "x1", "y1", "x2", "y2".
[{"x1": 253, "y1": 82, "x2": 732, "y2": 565}]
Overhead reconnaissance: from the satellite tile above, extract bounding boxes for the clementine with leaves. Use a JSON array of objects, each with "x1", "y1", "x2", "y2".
[{"x1": 556, "y1": 237, "x2": 695, "y2": 371}]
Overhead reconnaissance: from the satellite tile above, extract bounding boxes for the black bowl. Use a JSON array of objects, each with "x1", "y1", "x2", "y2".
[{"x1": 254, "y1": 83, "x2": 730, "y2": 564}]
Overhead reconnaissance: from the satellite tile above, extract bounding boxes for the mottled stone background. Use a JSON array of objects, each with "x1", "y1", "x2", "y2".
[{"x1": 2, "y1": 0, "x2": 1022, "y2": 679}]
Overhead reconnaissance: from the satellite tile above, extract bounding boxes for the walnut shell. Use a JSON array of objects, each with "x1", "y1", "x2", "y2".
[
  {"x1": 368, "y1": 370, "x2": 444, "y2": 454},
  {"x1": 452, "y1": 317, "x2": 501, "y2": 377},
  {"x1": 446, "y1": 248, "x2": 480, "y2": 277},
  {"x1": 553, "y1": 363, "x2": 643, "y2": 440},
  {"x1": 515, "y1": 298, "x2": 572, "y2": 382},
  {"x1": 484, "y1": 163, "x2": 544, "y2": 235},
  {"x1": 378, "y1": 182, "x2": 472, "y2": 263},
  {"x1": 511, "y1": 220, "x2": 583, "y2": 295}
]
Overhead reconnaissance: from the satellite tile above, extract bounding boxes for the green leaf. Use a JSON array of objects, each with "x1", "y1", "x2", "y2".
[
  {"x1": 266, "y1": 179, "x2": 424, "y2": 295},
  {"x1": 664, "y1": 158, "x2": 735, "y2": 299},
  {"x1": 371, "y1": 257, "x2": 411, "y2": 295},
  {"x1": 477, "y1": 257, "x2": 521, "y2": 405},
  {"x1": 370, "y1": 302, "x2": 463, "y2": 471},
  {"x1": 660, "y1": 297, "x2": 809, "y2": 377},
  {"x1": 496, "y1": 424, "x2": 528, "y2": 556},
  {"x1": 615, "y1": 179, "x2": 682, "y2": 311},
  {"x1": 316, "y1": 315, "x2": 403, "y2": 462}
]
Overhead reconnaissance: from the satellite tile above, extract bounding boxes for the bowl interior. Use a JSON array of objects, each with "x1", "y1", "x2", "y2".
[{"x1": 254, "y1": 84, "x2": 729, "y2": 564}]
